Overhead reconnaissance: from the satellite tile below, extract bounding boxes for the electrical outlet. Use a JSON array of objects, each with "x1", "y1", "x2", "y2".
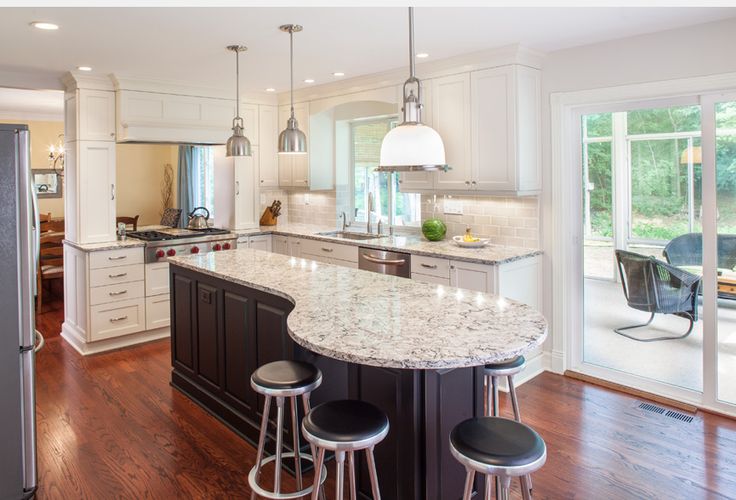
[{"x1": 444, "y1": 199, "x2": 463, "y2": 215}]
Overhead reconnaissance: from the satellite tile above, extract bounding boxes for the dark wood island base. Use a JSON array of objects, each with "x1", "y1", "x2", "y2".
[{"x1": 170, "y1": 263, "x2": 485, "y2": 499}]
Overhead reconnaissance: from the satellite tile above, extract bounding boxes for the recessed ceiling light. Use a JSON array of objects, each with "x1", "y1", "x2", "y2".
[
  {"x1": 416, "y1": 52, "x2": 429, "y2": 59},
  {"x1": 265, "y1": 87, "x2": 276, "y2": 92},
  {"x1": 332, "y1": 72, "x2": 345, "y2": 77},
  {"x1": 77, "y1": 66, "x2": 92, "y2": 72},
  {"x1": 304, "y1": 79, "x2": 315, "y2": 84},
  {"x1": 30, "y1": 21, "x2": 59, "y2": 30}
]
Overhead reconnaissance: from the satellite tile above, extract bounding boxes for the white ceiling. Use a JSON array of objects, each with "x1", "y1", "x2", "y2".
[
  {"x1": 0, "y1": 87, "x2": 63, "y2": 120},
  {"x1": 0, "y1": 7, "x2": 734, "y2": 98}
]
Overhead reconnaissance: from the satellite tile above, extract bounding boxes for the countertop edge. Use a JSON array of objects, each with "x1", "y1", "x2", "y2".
[{"x1": 63, "y1": 239, "x2": 146, "y2": 251}]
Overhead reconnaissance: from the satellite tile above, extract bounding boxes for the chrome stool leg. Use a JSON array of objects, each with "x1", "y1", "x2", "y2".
[
  {"x1": 274, "y1": 396, "x2": 285, "y2": 494},
  {"x1": 497, "y1": 476, "x2": 511, "y2": 500},
  {"x1": 366, "y1": 445, "x2": 381, "y2": 500},
  {"x1": 508, "y1": 375, "x2": 533, "y2": 493},
  {"x1": 347, "y1": 451, "x2": 357, "y2": 500},
  {"x1": 335, "y1": 450, "x2": 346, "y2": 500},
  {"x1": 310, "y1": 447, "x2": 326, "y2": 500},
  {"x1": 289, "y1": 397, "x2": 303, "y2": 490},
  {"x1": 462, "y1": 468, "x2": 475, "y2": 500},
  {"x1": 251, "y1": 395, "x2": 272, "y2": 500}
]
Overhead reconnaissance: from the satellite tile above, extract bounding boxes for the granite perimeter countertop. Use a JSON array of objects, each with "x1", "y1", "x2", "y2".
[
  {"x1": 169, "y1": 249, "x2": 547, "y2": 370},
  {"x1": 234, "y1": 223, "x2": 541, "y2": 265},
  {"x1": 63, "y1": 238, "x2": 145, "y2": 252}
]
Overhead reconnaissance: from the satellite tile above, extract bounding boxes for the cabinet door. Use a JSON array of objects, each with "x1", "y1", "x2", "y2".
[
  {"x1": 471, "y1": 67, "x2": 515, "y2": 192},
  {"x1": 248, "y1": 235, "x2": 272, "y2": 252},
  {"x1": 78, "y1": 141, "x2": 116, "y2": 243},
  {"x1": 258, "y1": 105, "x2": 279, "y2": 187},
  {"x1": 234, "y1": 151, "x2": 259, "y2": 229},
  {"x1": 79, "y1": 90, "x2": 116, "y2": 141},
  {"x1": 433, "y1": 73, "x2": 471, "y2": 191},
  {"x1": 450, "y1": 260, "x2": 496, "y2": 293},
  {"x1": 288, "y1": 237, "x2": 302, "y2": 257},
  {"x1": 272, "y1": 235, "x2": 289, "y2": 255},
  {"x1": 398, "y1": 80, "x2": 436, "y2": 191}
]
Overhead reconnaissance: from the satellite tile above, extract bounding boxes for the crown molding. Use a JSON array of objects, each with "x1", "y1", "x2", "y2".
[
  {"x1": 111, "y1": 74, "x2": 278, "y2": 105},
  {"x1": 279, "y1": 44, "x2": 545, "y2": 105},
  {"x1": 61, "y1": 71, "x2": 116, "y2": 92}
]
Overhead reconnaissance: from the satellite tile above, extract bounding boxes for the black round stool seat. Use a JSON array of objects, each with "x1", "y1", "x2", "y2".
[
  {"x1": 484, "y1": 355, "x2": 525, "y2": 371},
  {"x1": 303, "y1": 400, "x2": 389, "y2": 444},
  {"x1": 251, "y1": 360, "x2": 321, "y2": 390},
  {"x1": 451, "y1": 417, "x2": 545, "y2": 468}
]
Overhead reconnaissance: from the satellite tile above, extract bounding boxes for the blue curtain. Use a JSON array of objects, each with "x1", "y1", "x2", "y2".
[{"x1": 177, "y1": 145, "x2": 195, "y2": 228}]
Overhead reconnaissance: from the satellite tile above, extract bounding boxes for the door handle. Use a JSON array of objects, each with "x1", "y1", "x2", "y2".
[
  {"x1": 421, "y1": 263, "x2": 438, "y2": 269},
  {"x1": 111, "y1": 184, "x2": 115, "y2": 200},
  {"x1": 236, "y1": 181, "x2": 240, "y2": 195},
  {"x1": 321, "y1": 247, "x2": 334, "y2": 253},
  {"x1": 363, "y1": 254, "x2": 406, "y2": 266},
  {"x1": 108, "y1": 255, "x2": 127, "y2": 261},
  {"x1": 108, "y1": 290, "x2": 128, "y2": 296},
  {"x1": 109, "y1": 315, "x2": 128, "y2": 323},
  {"x1": 108, "y1": 272, "x2": 128, "y2": 278}
]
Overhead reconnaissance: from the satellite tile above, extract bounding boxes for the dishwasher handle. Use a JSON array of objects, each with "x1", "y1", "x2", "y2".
[{"x1": 362, "y1": 253, "x2": 407, "y2": 266}]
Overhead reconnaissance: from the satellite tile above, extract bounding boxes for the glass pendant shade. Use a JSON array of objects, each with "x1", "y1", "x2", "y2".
[{"x1": 379, "y1": 123, "x2": 446, "y2": 170}]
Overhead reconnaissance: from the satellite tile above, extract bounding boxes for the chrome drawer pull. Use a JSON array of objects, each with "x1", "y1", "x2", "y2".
[
  {"x1": 108, "y1": 255, "x2": 127, "y2": 261},
  {"x1": 109, "y1": 315, "x2": 128, "y2": 323},
  {"x1": 321, "y1": 247, "x2": 334, "y2": 253},
  {"x1": 363, "y1": 254, "x2": 406, "y2": 266},
  {"x1": 108, "y1": 272, "x2": 128, "y2": 278},
  {"x1": 421, "y1": 263, "x2": 438, "y2": 269},
  {"x1": 108, "y1": 290, "x2": 127, "y2": 296}
]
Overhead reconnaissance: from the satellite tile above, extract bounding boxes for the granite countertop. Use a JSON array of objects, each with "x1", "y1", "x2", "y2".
[
  {"x1": 169, "y1": 249, "x2": 548, "y2": 370},
  {"x1": 63, "y1": 238, "x2": 145, "y2": 251},
  {"x1": 234, "y1": 223, "x2": 541, "y2": 265}
]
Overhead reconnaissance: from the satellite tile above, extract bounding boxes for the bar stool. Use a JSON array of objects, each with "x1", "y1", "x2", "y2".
[
  {"x1": 484, "y1": 355, "x2": 531, "y2": 495},
  {"x1": 450, "y1": 417, "x2": 546, "y2": 500},
  {"x1": 302, "y1": 400, "x2": 389, "y2": 500},
  {"x1": 249, "y1": 360, "x2": 326, "y2": 499}
]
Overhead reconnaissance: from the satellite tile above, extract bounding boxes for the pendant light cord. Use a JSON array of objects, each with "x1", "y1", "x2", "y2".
[
  {"x1": 235, "y1": 49, "x2": 240, "y2": 120},
  {"x1": 408, "y1": 7, "x2": 415, "y2": 80},
  {"x1": 290, "y1": 27, "x2": 295, "y2": 119}
]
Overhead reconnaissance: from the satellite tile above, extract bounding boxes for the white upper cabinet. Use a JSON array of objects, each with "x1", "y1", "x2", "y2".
[
  {"x1": 258, "y1": 105, "x2": 279, "y2": 188},
  {"x1": 75, "y1": 141, "x2": 117, "y2": 243},
  {"x1": 278, "y1": 102, "x2": 310, "y2": 188},
  {"x1": 433, "y1": 73, "x2": 472, "y2": 191},
  {"x1": 66, "y1": 89, "x2": 116, "y2": 142},
  {"x1": 471, "y1": 65, "x2": 541, "y2": 194},
  {"x1": 398, "y1": 81, "x2": 436, "y2": 192},
  {"x1": 233, "y1": 151, "x2": 260, "y2": 230}
]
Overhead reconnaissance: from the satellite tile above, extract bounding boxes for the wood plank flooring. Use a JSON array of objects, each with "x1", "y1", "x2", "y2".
[{"x1": 34, "y1": 298, "x2": 736, "y2": 499}]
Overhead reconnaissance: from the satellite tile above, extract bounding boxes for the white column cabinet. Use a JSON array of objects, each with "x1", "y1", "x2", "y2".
[
  {"x1": 78, "y1": 89, "x2": 116, "y2": 141},
  {"x1": 258, "y1": 105, "x2": 279, "y2": 188},
  {"x1": 233, "y1": 151, "x2": 259, "y2": 230},
  {"x1": 433, "y1": 73, "x2": 472, "y2": 191},
  {"x1": 73, "y1": 141, "x2": 117, "y2": 243}
]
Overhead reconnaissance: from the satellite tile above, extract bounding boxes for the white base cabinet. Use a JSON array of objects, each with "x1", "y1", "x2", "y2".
[{"x1": 300, "y1": 239, "x2": 359, "y2": 267}]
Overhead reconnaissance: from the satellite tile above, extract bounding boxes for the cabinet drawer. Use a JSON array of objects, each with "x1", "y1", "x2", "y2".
[
  {"x1": 90, "y1": 280, "x2": 145, "y2": 306},
  {"x1": 145, "y1": 262, "x2": 170, "y2": 296},
  {"x1": 90, "y1": 263, "x2": 145, "y2": 287},
  {"x1": 300, "y1": 239, "x2": 358, "y2": 263},
  {"x1": 411, "y1": 255, "x2": 450, "y2": 279},
  {"x1": 90, "y1": 298, "x2": 145, "y2": 341},
  {"x1": 89, "y1": 247, "x2": 144, "y2": 269},
  {"x1": 146, "y1": 294, "x2": 170, "y2": 330},
  {"x1": 411, "y1": 273, "x2": 451, "y2": 286}
]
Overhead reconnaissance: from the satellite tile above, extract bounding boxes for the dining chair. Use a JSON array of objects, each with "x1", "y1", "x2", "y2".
[
  {"x1": 116, "y1": 215, "x2": 140, "y2": 231},
  {"x1": 40, "y1": 219, "x2": 64, "y2": 233},
  {"x1": 37, "y1": 233, "x2": 64, "y2": 313}
]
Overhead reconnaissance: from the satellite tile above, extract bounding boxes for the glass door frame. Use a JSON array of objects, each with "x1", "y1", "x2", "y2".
[{"x1": 568, "y1": 93, "x2": 736, "y2": 416}]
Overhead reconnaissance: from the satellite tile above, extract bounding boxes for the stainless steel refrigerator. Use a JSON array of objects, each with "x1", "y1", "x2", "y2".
[{"x1": 0, "y1": 124, "x2": 42, "y2": 499}]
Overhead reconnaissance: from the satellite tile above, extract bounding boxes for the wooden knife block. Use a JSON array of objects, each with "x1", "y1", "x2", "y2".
[{"x1": 259, "y1": 208, "x2": 278, "y2": 226}]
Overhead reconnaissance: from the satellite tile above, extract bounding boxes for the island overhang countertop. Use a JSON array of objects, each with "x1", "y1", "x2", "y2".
[{"x1": 169, "y1": 248, "x2": 547, "y2": 370}]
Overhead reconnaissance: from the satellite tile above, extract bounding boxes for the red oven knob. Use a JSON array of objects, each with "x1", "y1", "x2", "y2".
[
  {"x1": 191, "y1": 246, "x2": 200, "y2": 254},
  {"x1": 223, "y1": 242, "x2": 231, "y2": 250},
  {"x1": 167, "y1": 248, "x2": 176, "y2": 257},
  {"x1": 213, "y1": 243, "x2": 222, "y2": 251},
  {"x1": 155, "y1": 249, "x2": 165, "y2": 259}
]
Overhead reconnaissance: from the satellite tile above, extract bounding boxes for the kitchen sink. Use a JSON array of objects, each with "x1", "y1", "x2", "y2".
[{"x1": 318, "y1": 231, "x2": 386, "y2": 241}]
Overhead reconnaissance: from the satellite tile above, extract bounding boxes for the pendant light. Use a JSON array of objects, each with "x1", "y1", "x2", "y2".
[
  {"x1": 226, "y1": 45, "x2": 252, "y2": 157},
  {"x1": 376, "y1": 7, "x2": 447, "y2": 172},
  {"x1": 278, "y1": 24, "x2": 307, "y2": 154}
]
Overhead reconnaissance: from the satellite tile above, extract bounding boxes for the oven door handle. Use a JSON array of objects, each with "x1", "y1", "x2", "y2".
[{"x1": 362, "y1": 254, "x2": 407, "y2": 266}]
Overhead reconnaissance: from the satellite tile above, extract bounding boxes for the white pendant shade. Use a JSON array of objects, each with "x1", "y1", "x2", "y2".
[{"x1": 379, "y1": 123, "x2": 446, "y2": 169}]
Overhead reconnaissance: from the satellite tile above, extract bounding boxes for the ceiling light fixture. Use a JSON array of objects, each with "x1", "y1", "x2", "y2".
[
  {"x1": 303, "y1": 78, "x2": 315, "y2": 84},
  {"x1": 225, "y1": 45, "x2": 252, "y2": 158},
  {"x1": 416, "y1": 52, "x2": 429, "y2": 59},
  {"x1": 265, "y1": 87, "x2": 276, "y2": 92},
  {"x1": 332, "y1": 72, "x2": 345, "y2": 77},
  {"x1": 30, "y1": 21, "x2": 59, "y2": 30},
  {"x1": 376, "y1": 7, "x2": 447, "y2": 173},
  {"x1": 278, "y1": 24, "x2": 307, "y2": 155},
  {"x1": 77, "y1": 66, "x2": 92, "y2": 72}
]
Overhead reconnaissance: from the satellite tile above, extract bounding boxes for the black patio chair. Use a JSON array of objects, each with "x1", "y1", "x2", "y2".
[
  {"x1": 663, "y1": 233, "x2": 736, "y2": 270},
  {"x1": 614, "y1": 250, "x2": 702, "y2": 342}
]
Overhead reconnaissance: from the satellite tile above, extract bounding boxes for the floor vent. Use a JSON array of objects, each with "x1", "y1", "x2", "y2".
[
  {"x1": 638, "y1": 402, "x2": 694, "y2": 423},
  {"x1": 639, "y1": 402, "x2": 666, "y2": 414},
  {"x1": 665, "y1": 410, "x2": 695, "y2": 423}
]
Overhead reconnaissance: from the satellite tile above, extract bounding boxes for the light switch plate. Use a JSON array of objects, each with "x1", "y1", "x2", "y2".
[{"x1": 444, "y1": 199, "x2": 463, "y2": 215}]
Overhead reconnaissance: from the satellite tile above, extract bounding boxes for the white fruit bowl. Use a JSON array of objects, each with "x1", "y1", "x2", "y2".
[{"x1": 452, "y1": 235, "x2": 491, "y2": 248}]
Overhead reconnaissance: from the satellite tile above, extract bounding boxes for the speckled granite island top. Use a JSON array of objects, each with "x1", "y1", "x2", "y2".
[{"x1": 169, "y1": 248, "x2": 547, "y2": 370}]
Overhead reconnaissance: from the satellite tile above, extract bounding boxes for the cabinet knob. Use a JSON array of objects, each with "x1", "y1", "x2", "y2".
[
  {"x1": 110, "y1": 132, "x2": 115, "y2": 137},
  {"x1": 471, "y1": 181, "x2": 477, "y2": 185},
  {"x1": 465, "y1": 181, "x2": 470, "y2": 185},
  {"x1": 260, "y1": 179, "x2": 264, "y2": 183}
]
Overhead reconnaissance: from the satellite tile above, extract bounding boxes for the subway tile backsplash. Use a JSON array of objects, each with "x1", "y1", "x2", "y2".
[
  {"x1": 421, "y1": 194, "x2": 539, "y2": 249},
  {"x1": 286, "y1": 191, "x2": 338, "y2": 226}
]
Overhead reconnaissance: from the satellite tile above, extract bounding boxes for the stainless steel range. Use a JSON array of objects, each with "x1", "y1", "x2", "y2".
[{"x1": 128, "y1": 227, "x2": 238, "y2": 262}]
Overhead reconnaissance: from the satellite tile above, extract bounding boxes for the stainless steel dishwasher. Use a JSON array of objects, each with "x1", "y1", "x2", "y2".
[{"x1": 358, "y1": 247, "x2": 411, "y2": 278}]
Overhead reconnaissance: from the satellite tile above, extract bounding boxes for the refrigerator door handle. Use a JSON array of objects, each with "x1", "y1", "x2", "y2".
[
  {"x1": 20, "y1": 349, "x2": 37, "y2": 494},
  {"x1": 33, "y1": 330, "x2": 45, "y2": 353}
]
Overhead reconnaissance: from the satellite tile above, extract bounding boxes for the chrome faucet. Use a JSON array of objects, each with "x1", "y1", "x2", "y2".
[
  {"x1": 340, "y1": 211, "x2": 351, "y2": 231},
  {"x1": 367, "y1": 192, "x2": 374, "y2": 234}
]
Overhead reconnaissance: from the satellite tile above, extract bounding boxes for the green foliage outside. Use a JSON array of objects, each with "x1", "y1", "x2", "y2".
[{"x1": 584, "y1": 103, "x2": 736, "y2": 242}]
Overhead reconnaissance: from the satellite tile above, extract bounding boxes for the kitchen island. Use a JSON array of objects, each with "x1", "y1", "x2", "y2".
[{"x1": 168, "y1": 249, "x2": 547, "y2": 499}]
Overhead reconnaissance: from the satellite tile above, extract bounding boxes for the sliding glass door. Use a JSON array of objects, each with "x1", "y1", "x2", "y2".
[{"x1": 577, "y1": 93, "x2": 736, "y2": 415}]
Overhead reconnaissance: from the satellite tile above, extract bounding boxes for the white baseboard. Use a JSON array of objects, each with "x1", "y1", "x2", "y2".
[
  {"x1": 548, "y1": 350, "x2": 565, "y2": 374},
  {"x1": 61, "y1": 322, "x2": 170, "y2": 355}
]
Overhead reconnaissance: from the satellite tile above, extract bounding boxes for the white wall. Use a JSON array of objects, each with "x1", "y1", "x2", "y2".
[{"x1": 540, "y1": 17, "x2": 736, "y2": 367}]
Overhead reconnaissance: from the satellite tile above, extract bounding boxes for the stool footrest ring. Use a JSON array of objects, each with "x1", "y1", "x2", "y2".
[{"x1": 248, "y1": 451, "x2": 327, "y2": 499}]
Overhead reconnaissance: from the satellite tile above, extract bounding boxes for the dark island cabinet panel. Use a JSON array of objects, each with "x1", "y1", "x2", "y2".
[{"x1": 169, "y1": 264, "x2": 481, "y2": 500}]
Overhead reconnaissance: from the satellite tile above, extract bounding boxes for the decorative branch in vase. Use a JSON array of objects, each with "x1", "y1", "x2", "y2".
[{"x1": 160, "y1": 163, "x2": 174, "y2": 217}]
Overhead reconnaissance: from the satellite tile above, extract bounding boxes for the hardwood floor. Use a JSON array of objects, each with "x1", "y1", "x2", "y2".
[{"x1": 34, "y1": 298, "x2": 736, "y2": 499}]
